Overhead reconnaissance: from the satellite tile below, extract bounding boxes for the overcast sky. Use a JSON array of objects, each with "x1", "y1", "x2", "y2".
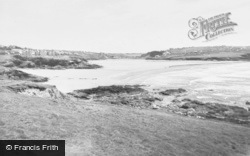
[{"x1": 0, "y1": 0, "x2": 249, "y2": 53}]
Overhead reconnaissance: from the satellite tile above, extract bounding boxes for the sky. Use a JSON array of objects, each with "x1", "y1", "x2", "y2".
[{"x1": 0, "y1": 0, "x2": 249, "y2": 53}]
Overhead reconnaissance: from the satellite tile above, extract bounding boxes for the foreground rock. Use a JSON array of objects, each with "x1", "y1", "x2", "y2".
[
  {"x1": 7, "y1": 83, "x2": 66, "y2": 99},
  {"x1": 0, "y1": 67, "x2": 48, "y2": 82},
  {"x1": 70, "y1": 85, "x2": 250, "y2": 126},
  {"x1": 157, "y1": 89, "x2": 250, "y2": 126},
  {"x1": 177, "y1": 98, "x2": 250, "y2": 125},
  {"x1": 69, "y1": 85, "x2": 161, "y2": 108},
  {"x1": 2, "y1": 55, "x2": 102, "y2": 69}
]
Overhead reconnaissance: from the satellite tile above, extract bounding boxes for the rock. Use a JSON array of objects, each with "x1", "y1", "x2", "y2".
[
  {"x1": 160, "y1": 88, "x2": 186, "y2": 96},
  {"x1": 154, "y1": 97, "x2": 163, "y2": 101},
  {"x1": 121, "y1": 100, "x2": 129, "y2": 105},
  {"x1": 187, "y1": 108, "x2": 196, "y2": 115},
  {"x1": 68, "y1": 85, "x2": 157, "y2": 109},
  {"x1": 152, "y1": 104, "x2": 160, "y2": 109},
  {"x1": 172, "y1": 99, "x2": 181, "y2": 103},
  {"x1": 72, "y1": 85, "x2": 146, "y2": 96},
  {"x1": 19, "y1": 61, "x2": 35, "y2": 68},
  {"x1": 246, "y1": 101, "x2": 250, "y2": 105},
  {"x1": 68, "y1": 91, "x2": 90, "y2": 99},
  {"x1": 178, "y1": 98, "x2": 250, "y2": 126},
  {"x1": 52, "y1": 65, "x2": 64, "y2": 70},
  {"x1": 76, "y1": 63, "x2": 102, "y2": 69},
  {"x1": 144, "y1": 97, "x2": 156, "y2": 102},
  {"x1": 180, "y1": 104, "x2": 190, "y2": 109},
  {"x1": 3, "y1": 61, "x2": 15, "y2": 67}
]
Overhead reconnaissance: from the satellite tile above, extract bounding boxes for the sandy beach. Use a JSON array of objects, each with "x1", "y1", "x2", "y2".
[{"x1": 20, "y1": 59, "x2": 250, "y2": 108}]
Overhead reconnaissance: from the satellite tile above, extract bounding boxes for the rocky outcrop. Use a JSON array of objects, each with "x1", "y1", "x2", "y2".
[
  {"x1": 68, "y1": 85, "x2": 161, "y2": 108},
  {"x1": 7, "y1": 83, "x2": 66, "y2": 99},
  {"x1": 69, "y1": 85, "x2": 250, "y2": 126},
  {"x1": 156, "y1": 88, "x2": 250, "y2": 126},
  {"x1": 0, "y1": 67, "x2": 48, "y2": 82},
  {"x1": 177, "y1": 98, "x2": 250, "y2": 126},
  {"x1": 72, "y1": 85, "x2": 145, "y2": 95},
  {"x1": 160, "y1": 88, "x2": 186, "y2": 96}
]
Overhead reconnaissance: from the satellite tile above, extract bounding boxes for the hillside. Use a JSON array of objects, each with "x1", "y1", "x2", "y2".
[
  {"x1": 0, "y1": 45, "x2": 141, "y2": 60},
  {"x1": 0, "y1": 66, "x2": 249, "y2": 155},
  {"x1": 1, "y1": 45, "x2": 250, "y2": 155},
  {"x1": 141, "y1": 46, "x2": 250, "y2": 61},
  {"x1": 0, "y1": 66, "x2": 48, "y2": 82},
  {"x1": 0, "y1": 55, "x2": 102, "y2": 69},
  {"x1": 0, "y1": 79, "x2": 250, "y2": 156}
]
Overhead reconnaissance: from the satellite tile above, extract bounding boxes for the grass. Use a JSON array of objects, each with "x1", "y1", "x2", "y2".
[{"x1": 0, "y1": 91, "x2": 250, "y2": 156}]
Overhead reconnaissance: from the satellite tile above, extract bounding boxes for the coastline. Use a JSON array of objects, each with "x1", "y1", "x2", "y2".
[{"x1": 1, "y1": 56, "x2": 250, "y2": 155}]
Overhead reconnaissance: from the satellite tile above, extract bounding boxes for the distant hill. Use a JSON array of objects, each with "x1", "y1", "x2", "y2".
[
  {"x1": 3, "y1": 44, "x2": 250, "y2": 61},
  {"x1": 0, "y1": 45, "x2": 141, "y2": 60},
  {"x1": 141, "y1": 46, "x2": 250, "y2": 61}
]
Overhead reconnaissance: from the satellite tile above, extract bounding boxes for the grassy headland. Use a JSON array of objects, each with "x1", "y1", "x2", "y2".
[
  {"x1": 141, "y1": 46, "x2": 250, "y2": 61},
  {"x1": 1, "y1": 55, "x2": 102, "y2": 69}
]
